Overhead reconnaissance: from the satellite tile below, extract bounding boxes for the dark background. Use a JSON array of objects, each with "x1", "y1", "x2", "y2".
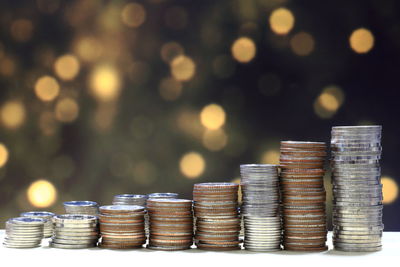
[{"x1": 0, "y1": 0, "x2": 398, "y2": 230}]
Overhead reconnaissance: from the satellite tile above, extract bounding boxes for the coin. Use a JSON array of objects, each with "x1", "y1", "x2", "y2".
[
  {"x1": 112, "y1": 194, "x2": 147, "y2": 206},
  {"x1": 20, "y1": 211, "x2": 55, "y2": 238},
  {"x1": 3, "y1": 217, "x2": 45, "y2": 248}
]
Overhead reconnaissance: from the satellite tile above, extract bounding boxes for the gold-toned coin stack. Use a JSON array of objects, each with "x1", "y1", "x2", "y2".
[
  {"x1": 279, "y1": 141, "x2": 328, "y2": 251},
  {"x1": 99, "y1": 205, "x2": 146, "y2": 249},
  {"x1": 193, "y1": 183, "x2": 241, "y2": 251},
  {"x1": 147, "y1": 199, "x2": 193, "y2": 250}
]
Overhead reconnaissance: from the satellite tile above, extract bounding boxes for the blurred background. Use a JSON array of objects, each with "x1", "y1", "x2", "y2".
[{"x1": 0, "y1": 0, "x2": 398, "y2": 230}]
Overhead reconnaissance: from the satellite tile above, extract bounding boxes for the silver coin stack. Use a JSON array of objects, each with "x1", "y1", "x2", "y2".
[
  {"x1": 240, "y1": 164, "x2": 281, "y2": 251},
  {"x1": 63, "y1": 201, "x2": 99, "y2": 216},
  {"x1": 3, "y1": 217, "x2": 45, "y2": 248},
  {"x1": 20, "y1": 211, "x2": 55, "y2": 238},
  {"x1": 50, "y1": 214, "x2": 99, "y2": 249},
  {"x1": 113, "y1": 194, "x2": 147, "y2": 206},
  {"x1": 331, "y1": 125, "x2": 383, "y2": 252},
  {"x1": 147, "y1": 193, "x2": 179, "y2": 199}
]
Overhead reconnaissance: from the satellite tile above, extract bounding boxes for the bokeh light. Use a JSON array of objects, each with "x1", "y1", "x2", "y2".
[
  {"x1": 179, "y1": 152, "x2": 206, "y2": 178},
  {"x1": 10, "y1": 19, "x2": 33, "y2": 42},
  {"x1": 350, "y1": 28, "x2": 374, "y2": 54},
  {"x1": 202, "y1": 129, "x2": 228, "y2": 151},
  {"x1": 382, "y1": 176, "x2": 398, "y2": 204},
  {"x1": 261, "y1": 149, "x2": 280, "y2": 164},
  {"x1": 314, "y1": 85, "x2": 345, "y2": 119},
  {"x1": 74, "y1": 36, "x2": 103, "y2": 62},
  {"x1": 170, "y1": 55, "x2": 196, "y2": 81},
  {"x1": 200, "y1": 104, "x2": 226, "y2": 130},
  {"x1": 0, "y1": 100, "x2": 26, "y2": 129},
  {"x1": 121, "y1": 2, "x2": 146, "y2": 28},
  {"x1": 0, "y1": 143, "x2": 9, "y2": 168},
  {"x1": 290, "y1": 32, "x2": 315, "y2": 56},
  {"x1": 54, "y1": 54, "x2": 80, "y2": 81},
  {"x1": 160, "y1": 42, "x2": 184, "y2": 63},
  {"x1": 26, "y1": 179, "x2": 57, "y2": 208},
  {"x1": 269, "y1": 8, "x2": 295, "y2": 35},
  {"x1": 231, "y1": 37, "x2": 256, "y2": 63},
  {"x1": 159, "y1": 77, "x2": 182, "y2": 101},
  {"x1": 55, "y1": 98, "x2": 80, "y2": 123},
  {"x1": 89, "y1": 64, "x2": 121, "y2": 102},
  {"x1": 34, "y1": 75, "x2": 60, "y2": 102}
]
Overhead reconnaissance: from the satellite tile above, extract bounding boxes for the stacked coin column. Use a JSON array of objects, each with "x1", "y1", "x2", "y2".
[
  {"x1": 331, "y1": 125, "x2": 383, "y2": 252},
  {"x1": 279, "y1": 141, "x2": 328, "y2": 251},
  {"x1": 21, "y1": 211, "x2": 55, "y2": 238},
  {"x1": 3, "y1": 217, "x2": 45, "y2": 248},
  {"x1": 147, "y1": 199, "x2": 193, "y2": 250},
  {"x1": 63, "y1": 201, "x2": 99, "y2": 216},
  {"x1": 240, "y1": 164, "x2": 282, "y2": 251},
  {"x1": 113, "y1": 194, "x2": 147, "y2": 206},
  {"x1": 193, "y1": 183, "x2": 241, "y2": 251}
]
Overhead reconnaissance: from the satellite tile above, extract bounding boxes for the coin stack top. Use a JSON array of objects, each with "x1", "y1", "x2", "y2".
[
  {"x1": 147, "y1": 193, "x2": 179, "y2": 199},
  {"x1": 3, "y1": 217, "x2": 45, "y2": 248},
  {"x1": 113, "y1": 194, "x2": 147, "y2": 206},
  {"x1": 20, "y1": 211, "x2": 55, "y2": 238},
  {"x1": 63, "y1": 201, "x2": 99, "y2": 216}
]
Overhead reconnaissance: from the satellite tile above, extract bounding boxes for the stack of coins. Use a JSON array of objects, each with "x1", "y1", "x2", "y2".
[
  {"x1": 3, "y1": 217, "x2": 45, "y2": 248},
  {"x1": 147, "y1": 199, "x2": 193, "y2": 250},
  {"x1": 112, "y1": 194, "x2": 147, "y2": 207},
  {"x1": 331, "y1": 125, "x2": 383, "y2": 252},
  {"x1": 63, "y1": 201, "x2": 99, "y2": 216},
  {"x1": 99, "y1": 205, "x2": 146, "y2": 249},
  {"x1": 240, "y1": 164, "x2": 282, "y2": 251},
  {"x1": 147, "y1": 193, "x2": 179, "y2": 199},
  {"x1": 20, "y1": 211, "x2": 55, "y2": 238},
  {"x1": 193, "y1": 183, "x2": 241, "y2": 251},
  {"x1": 279, "y1": 141, "x2": 328, "y2": 251},
  {"x1": 50, "y1": 214, "x2": 99, "y2": 249}
]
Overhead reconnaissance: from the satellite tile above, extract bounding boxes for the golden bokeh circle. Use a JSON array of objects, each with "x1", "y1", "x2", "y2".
[
  {"x1": 200, "y1": 104, "x2": 226, "y2": 130},
  {"x1": 0, "y1": 143, "x2": 9, "y2": 168},
  {"x1": 170, "y1": 55, "x2": 196, "y2": 81},
  {"x1": 350, "y1": 28, "x2": 374, "y2": 54},
  {"x1": 26, "y1": 179, "x2": 57, "y2": 208},
  {"x1": 54, "y1": 54, "x2": 80, "y2": 81},
  {"x1": 179, "y1": 152, "x2": 205, "y2": 178},
  {"x1": 269, "y1": 8, "x2": 295, "y2": 35},
  {"x1": 34, "y1": 76, "x2": 60, "y2": 102},
  {"x1": 231, "y1": 37, "x2": 256, "y2": 63},
  {"x1": 382, "y1": 176, "x2": 398, "y2": 204}
]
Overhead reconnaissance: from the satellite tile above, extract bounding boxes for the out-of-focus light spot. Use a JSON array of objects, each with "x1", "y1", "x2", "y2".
[
  {"x1": 10, "y1": 19, "x2": 33, "y2": 42},
  {"x1": 0, "y1": 57, "x2": 16, "y2": 76},
  {"x1": 89, "y1": 65, "x2": 121, "y2": 102},
  {"x1": 160, "y1": 42, "x2": 184, "y2": 63},
  {"x1": 36, "y1": 0, "x2": 60, "y2": 14},
  {"x1": 159, "y1": 77, "x2": 182, "y2": 101},
  {"x1": 382, "y1": 176, "x2": 398, "y2": 204},
  {"x1": 1, "y1": 101, "x2": 26, "y2": 129},
  {"x1": 0, "y1": 143, "x2": 9, "y2": 168},
  {"x1": 39, "y1": 111, "x2": 58, "y2": 136},
  {"x1": 231, "y1": 177, "x2": 242, "y2": 202},
  {"x1": 202, "y1": 129, "x2": 228, "y2": 151},
  {"x1": 121, "y1": 2, "x2": 146, "y2": 28},
  {"x1": 258, "y1": 73, "x2": 281, "y2": 96},
  {"x1": 200, "y1": 104, "x2": 226, "y2": 130},
  {"x1": 34, "y1": 75, "x2": 60, "y2": 102},
  {"x1": 290, "y1": 32, "x2": 315, "y2": 56},
  {"x1": 55, "y1": 98, "x2": 79, "y2": 123},
  {"x1": 165, "y1": 6, "x2": 187, "y2": 30},
  {"x1": 269, "y1": 8, "x2": 294, "y2": 35},
  {"x1": 179, "y1": 152, "x2": 205, "y2": 178},
  {"x1": 231, "y1": 37, "x2": 256, "y2": 63},
  {"x1": 350, "y1": 28, "x2": 374, "y2": 54},
  {"x1": 261, "y1": 149, "x2": 280, "y2": 164},
  {"x1": 74, "y1": 37, "x2": 103, "y2": 62},
  {"x1": 212, "y1": 55, "x2": 236, "y2": 79},
  {"x1": 314, "y1": 85, "x2": 345, "y2": 119},
  {"x1": 27, "y1": 179, "x2": 57, "y2": 208},
  {"x1": 54, "y1": 54, "x2": 80, "y2": 81},
  {"x1": 170, "y1": 55, "x2": 196, "y2": 81}
]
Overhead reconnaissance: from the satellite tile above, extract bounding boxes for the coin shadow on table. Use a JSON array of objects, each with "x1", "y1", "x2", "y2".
[{"x1": 325, "y1": 249, "x2": 374, "y2": 256}]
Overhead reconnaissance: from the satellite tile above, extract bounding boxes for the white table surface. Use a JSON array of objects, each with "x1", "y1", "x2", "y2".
[{"x1": 0, "y1": 231, "x2": 399, "y2": 267}]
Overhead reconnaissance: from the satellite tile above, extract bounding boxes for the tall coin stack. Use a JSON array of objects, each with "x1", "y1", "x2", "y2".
[
  {"x1": 147, "y1": 199, "x2": 193, "y2": 250},
  {"x1": 279, "y1": 141, "x2": 328, "y2": 251},
  {"x1": 331, "y1": 125, "x2": 383, "y2": 252},
  {"x1": 3, "y1": 217, "x2": 45, "y2": 248},
  {"x1": 21, "y1": 211, "x2": 55, "y2": 238},
  {"x1": 99, "y1": 205, "x2": 146, "y2": 249},
  {"x1": 193, "y1": 183, "x2": 241, "y2": 251},
  {"x1": 50, "y1": 214, "x2": 99, "y2": 249},
  {"x1": 64, "y1": 201, "x2": 99, "y2": 216},
  {"x1": 240, "y1": 164, "x2": 282, "y2": 251},
  {"x1": 113, "y1": 194, "x2": 147, "y2": 206}
]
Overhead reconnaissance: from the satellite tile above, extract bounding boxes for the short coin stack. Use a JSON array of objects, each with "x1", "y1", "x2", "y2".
[
  {"x1": 240, "y1": 164, "x2": 282, "y2": 251},
  {"x1": 99, "y1": 205, "x2": 146, "y2": 249},
  {"x1": 64, "y1": 201, "x2": 99, "y2": 216},
  {"x1": 20, "y1": 211, "x2": 55, "y2": 238},
  {"x1": 279, "y1": 141, "x2": 328, "y2": 251},
  {"x1": 112, "y1": 194, "x2": 147, "y2": 206},
  {"x1": 147, "y1": 199, "x2": 193, "y2": 250},
  {"x1": 50, "y1": 214, "x2": 99, "y2": 249},
  {"x1": 3, "y1": 217, "x2": 45, "y2": 248},
  {"x1": 331, "y1": 125, "x2": 383, "y2": 252},
  {"x1": 193, "y1": 183, "x2": 241, "y2": 250}
]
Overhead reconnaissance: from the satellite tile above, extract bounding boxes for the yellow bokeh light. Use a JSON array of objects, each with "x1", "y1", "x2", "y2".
[
  {"x1": 179, "y1": 152, "x2": 205, "y2": 179},
  {"x1": 0, "y1": 100, "x2": 26, "y2": 129},
  {"x1": 54, "y1": 54, "x2": 80, "y2": 81},
  {"x1": 89, "y1": 65, "x2": 121, "y2": 102},
  {"x1": 261, "y1": 150, "x2": 280, "y2": 164},
  {"x1": 34, "y1": 75, "x2": 60, "y2": 102},
  {"x1": 0, "y1": 143, "x2": 9, "y2": 168},
  {"x1": 231, "y1": 37, "x2": 256, "y2": 63},
  {"x1": 290, "y1": 32, "x2": 315, "y2": 56},
  {"x1": 159, "y1": 77, "x2": 182, "y2": 101},
  {"x1": 10, "y1": 19, "x2": 33, "y2": 42},
  {"x1": 26, "y1": 179, "x2": 57, "y2": 208},
  {"x1": 121, "y1": 2, "x2": 146, "y2": 28},
  {"x1": 74, "y1": 36, "x2": 103, "y2": 62},
  {"x1": 349, "y1": 28, "x2": 374, "y2": 54},
  {"x1": 170, "y1": 55, "x2": 196, "y2": 82},
  {"x1": 202, "y1": 129, "x2": 228, "y2": 151},
  {"x1": 314, "y1": 85, "x2": 345, "y2": 119},
  {"x1": 269, "y1": 8, "x2": 295, "y2": 35},
  {"x1": 382, "y1": 176, "x2": 398, "y2": 204},
  {"x1": 161, "y1": 42, "x2": 184, "y2": 63},
  {"x1": 55, "y1": 98, "x2": 79, "y2": 123},
  {"x1": 200, "y1": 104, "x2": 226, "y2": 130}
]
